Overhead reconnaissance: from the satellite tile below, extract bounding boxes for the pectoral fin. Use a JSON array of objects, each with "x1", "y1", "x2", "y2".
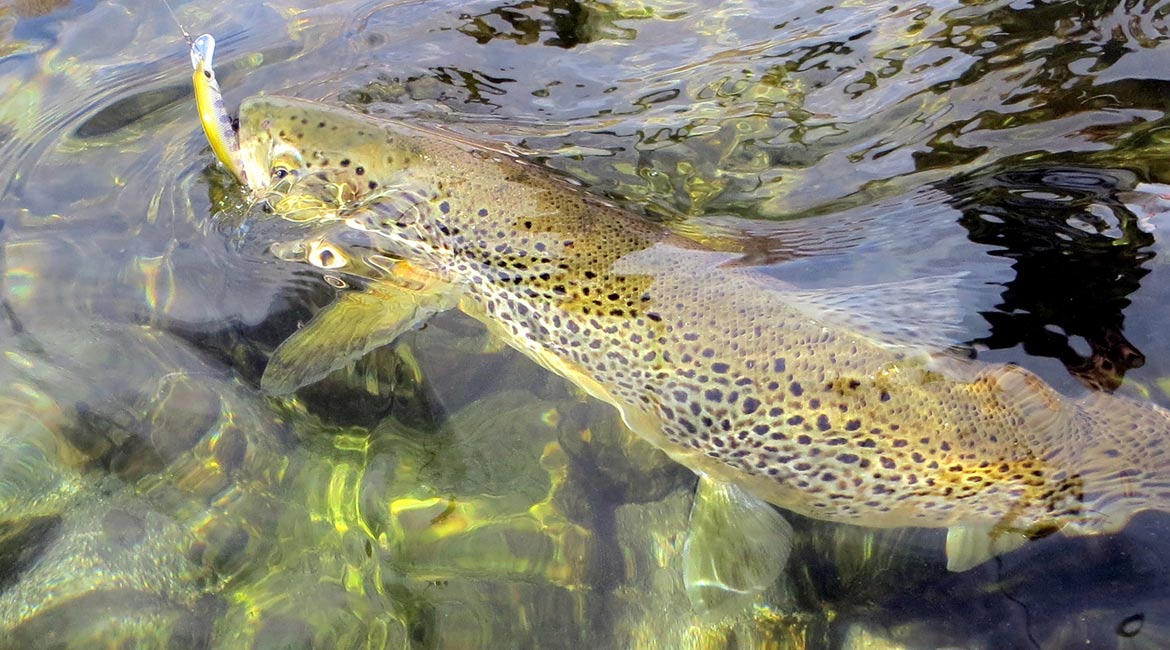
[
  {"x1": 261, "y1": 268, "x2": 461, "y2": 395},
  {"x1": 945, "y1": 524, "x2": 1029, "y2": 572},
  {"x1": 682, "y1": 476, "x2": 794, "y2": 618}
]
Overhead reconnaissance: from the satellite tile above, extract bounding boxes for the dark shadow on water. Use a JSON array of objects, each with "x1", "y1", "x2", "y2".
[
  {"x1": 867, "y1": 511, "x2": 1170, "y2": 649},
  {"x1": 939, "y1": 164, "x2": 1154, "y2": 391}
]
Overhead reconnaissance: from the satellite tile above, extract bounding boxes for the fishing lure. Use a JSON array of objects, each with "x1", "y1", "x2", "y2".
[
  {"x1": 190, "y1": 34, "x2": 246, "y2": 183},
  {"x1": 161, "y1": 0, "x2": 245, "y2": 182}
]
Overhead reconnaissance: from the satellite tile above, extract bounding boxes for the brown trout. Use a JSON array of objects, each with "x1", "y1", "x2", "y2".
[{"x1": 232, "y1": 96, "x2": 1170, "y2": 570}]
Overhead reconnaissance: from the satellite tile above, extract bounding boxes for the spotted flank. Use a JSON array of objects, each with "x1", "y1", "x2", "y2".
[
  {"x1": 234, "y1": 96, "x2": 1170, "y2": 571},
  {"x1": 190, "y1": 34, "x2": 244, "y2": 183}
]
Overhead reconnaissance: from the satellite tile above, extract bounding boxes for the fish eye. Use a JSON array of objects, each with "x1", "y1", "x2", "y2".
[{"x1": 272, "y1": 167, "x2": 289, "y2": 180}]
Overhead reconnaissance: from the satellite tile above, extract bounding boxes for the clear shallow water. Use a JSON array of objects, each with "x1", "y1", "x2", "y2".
[{"x1": 3, "y1": 0, "x2": 1170, "y2": 647}]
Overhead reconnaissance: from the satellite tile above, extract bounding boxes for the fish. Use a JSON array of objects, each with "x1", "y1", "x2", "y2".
[{"x1": 226, "y1": 95, "x2": 1170, "y2": 572}]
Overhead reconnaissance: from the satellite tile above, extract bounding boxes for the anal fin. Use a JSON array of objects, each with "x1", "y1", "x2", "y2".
[{"x1": 945, "y1": 524, "x2": 1030, "y2": 572}]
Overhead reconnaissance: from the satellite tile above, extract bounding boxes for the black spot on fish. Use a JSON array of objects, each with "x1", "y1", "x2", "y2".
[
  {"x1": 355, "y1": 166, "x2": 365, "y2": 175},
  {"x1": 478, "y1": 208, "x2": 489, "y2": 217},
  {"x1": 787, "y1": 415, "x2": 804, "y2": 425},
  {"x1": 340, "y1": 159, "x2": 350, "y2": 166},
  {"x1": 790, "y1": 382, "x2": 803, "y2": 397},
  {"x1": 711, "y1": 362, "x2": 730, "y2": 374},
  {"x1": 439, "y1": 201, "x2": 450, "y2": 214},
  {"x1": 816, "y1": 415, "x2": 831, "y2": 431},
  {"x1": 742, "y1": 397, "x2": 760, "y2": 414}
]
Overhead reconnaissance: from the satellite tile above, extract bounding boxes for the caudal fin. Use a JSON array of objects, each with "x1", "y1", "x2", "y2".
[{"x1": 1061, "y1": 391, "x2": 1170, "y2": 536}]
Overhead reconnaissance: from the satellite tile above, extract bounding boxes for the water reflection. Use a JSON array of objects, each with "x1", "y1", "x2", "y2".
[
  {"x1": 457, "y1": 0, "x2": 642, "y2": 47},
  {"x1": 943, "y1": 164, "x2": 1154, "y2": 391}
]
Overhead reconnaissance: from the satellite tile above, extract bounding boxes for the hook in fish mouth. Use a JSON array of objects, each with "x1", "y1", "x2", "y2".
[{"x1": 250, "y1": 174, "x2": 368, "y2": 227}]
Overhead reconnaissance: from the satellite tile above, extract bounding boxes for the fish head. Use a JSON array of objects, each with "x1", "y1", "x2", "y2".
[
  {"x1": 236, "y1": 96, "x2": 454, "y2": 262},
  {"x1": 237, "y1": 96, "x2": 406, "y2": 216}
]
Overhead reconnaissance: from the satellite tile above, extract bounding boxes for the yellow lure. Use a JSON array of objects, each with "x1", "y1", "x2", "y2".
[{"x1": 190, "y1": 34, "x2": 245, "y2": 183}]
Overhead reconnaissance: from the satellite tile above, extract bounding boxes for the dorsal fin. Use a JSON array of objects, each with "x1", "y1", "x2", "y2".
[{"x1": 775, "y1": 273, "x2": 971, "y2": 354}]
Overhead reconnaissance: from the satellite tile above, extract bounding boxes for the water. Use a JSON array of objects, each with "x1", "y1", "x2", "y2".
[{"x1": 2, "y1": 0, "x2": 1170, "y2": 647}]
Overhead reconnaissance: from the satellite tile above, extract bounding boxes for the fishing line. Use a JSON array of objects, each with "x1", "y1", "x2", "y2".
[{"x1": 160, "y1": 0, "x2": 194, "y2": 45}]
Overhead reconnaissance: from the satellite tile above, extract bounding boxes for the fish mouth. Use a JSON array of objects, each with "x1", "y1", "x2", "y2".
[{"x1": 242, "y1": 162, "x2": 351, "y2": 225}]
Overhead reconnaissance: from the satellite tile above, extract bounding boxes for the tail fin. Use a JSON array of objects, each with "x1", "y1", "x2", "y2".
[{"x1": 1061, "y1": 391, "x2": 1170, "y2": 536}]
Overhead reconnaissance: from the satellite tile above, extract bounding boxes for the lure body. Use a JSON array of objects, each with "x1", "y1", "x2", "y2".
[{"x1": 190, "y1": 34, "x2": 245, "y2": 183}]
